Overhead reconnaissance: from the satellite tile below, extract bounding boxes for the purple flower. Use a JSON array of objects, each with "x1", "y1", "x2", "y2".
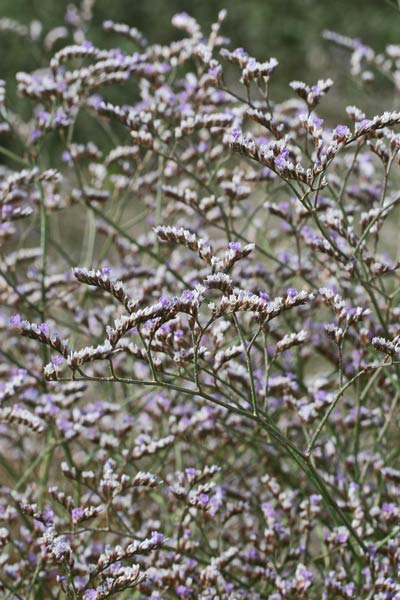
[
  {"x1": 233, "y1": 47, "x2": 248, "y2": 59},
  {"x1": 51, "y1": 355, "x2": 64, "y2": 366},
  {"x1": 39, "y1": 322, "x2": 50, "y2": 336},
  {"x1": 53, "y1": 109, "x2": 69, "y2": 126},
  {"x1": 61, "y1": 150, "x2": 71, "y2": 162},
  {"x1": 88, "y1": 94, "x2": 103, "y2": 109},
  {"x1": 228, "y1": 241, "x2": 241, "y2": 252},
  {"x1": 176, "y1": 585, "x2": 192, "y2": 597},
  {"x1": 231, "y1": 128, "x2": 242, "y2": 140},
  {"x1": 150, "y1": 531, "x2": 165, "y2": 545},
  {"x1": 274, "y1": 154, "x2": 287, "y2": 169},
  {"x1": 181, "y1": 290, "x2": 194, "y2": 302},
  {"x1": 259, "y1": 291, "x2": 270, "y2": 302},
  {"x1": 10, "y1": 314, "x2": 21, "y2": 327},
  {"x1": 51, "y1": 536, "x2": 69, "y2": 559},
  {"x1": 71, "y1": 508, "x2": 85, "y2": 522},
  {"x1": 334, "y1": 124, "x2": 350, "y2": 138},
  {"x1": 57, "y1": 417, "x2": 73, "y2": 433},
  {"x1": 197, "y1": 493, "x2": 209, "y2": 506},
  {"x1": 357, "y1": 118, "x2": 371, "y2": 130},
  {"x1": 158, "y1": 296, "x2": 170, "y2": 308},
  {"x1": 209, "y1": 65, "x2": 221, "y2": 79},
  {"x1": 38, "y1": 110, "x2": 51, "y2": 123},
  {"x1": 41, "y1": 508, "x2": 54, "y2": 523},
  {"x1": 312, "y1": 117, "x2": 324, "y2": 127},
  {"x1": 198, "y1": 141, "x2": 208, "y2": 153},
  {"x1": 286, "y1": 288, "x2": 298, "y2": 298},
  {"x1": 31, "y1": 129, "x2": 43, "y2": 142},
  {"x1": 159, "y1": 62, "x2": 170, "y2": 73},
  {"x1": 333, "y1": 527, "x2": 349, "y2": 544}
]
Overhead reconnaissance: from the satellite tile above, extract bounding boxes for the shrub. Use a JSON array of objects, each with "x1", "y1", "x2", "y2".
[{"x1": 0, "y1": 7, "x2": 400, "y2": 599}]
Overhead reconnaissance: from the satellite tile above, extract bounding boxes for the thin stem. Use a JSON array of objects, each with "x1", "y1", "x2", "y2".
[
  {"x1": 233, "y1": 314, "x2": 259, "y2": 416},
  {"x1": 306, "y1": 360, "x2": 390, "y2": 457}
]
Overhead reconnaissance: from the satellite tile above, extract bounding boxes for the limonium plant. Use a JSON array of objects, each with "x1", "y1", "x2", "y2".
[{"x1": 0, "y1": 3, "x2": 400, "y2": 599}]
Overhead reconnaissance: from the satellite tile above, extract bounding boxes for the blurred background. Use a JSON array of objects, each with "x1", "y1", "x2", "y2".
[{"x1": 0, "y1": 0, "x2": 399, "y2": 122}]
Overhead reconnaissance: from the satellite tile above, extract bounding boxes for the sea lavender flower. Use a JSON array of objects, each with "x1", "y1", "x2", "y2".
[{"x1": 1, "y1": 8, "x2": 400, "y2": 599}]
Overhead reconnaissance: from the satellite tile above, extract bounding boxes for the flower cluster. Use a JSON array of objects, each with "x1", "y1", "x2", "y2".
[{"x1": 0, "y1": 4, "x2": 399, "y2": 599}]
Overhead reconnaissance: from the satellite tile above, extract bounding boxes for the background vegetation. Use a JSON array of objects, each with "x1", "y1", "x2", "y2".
[{"x1": 1, "y1": 0, "x2": 399, "y2": 120}]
